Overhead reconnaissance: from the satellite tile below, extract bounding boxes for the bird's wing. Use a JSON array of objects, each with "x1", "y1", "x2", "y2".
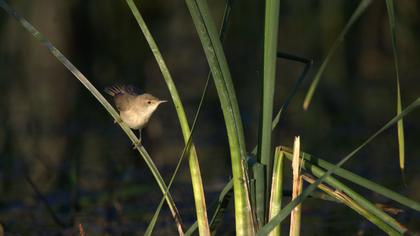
[
  {"x1": 104, "y1": 85, "x2": 139, "y2": 111},
  {"x1": 114, "y1": 94, "x2": 136, "y2": 111}
]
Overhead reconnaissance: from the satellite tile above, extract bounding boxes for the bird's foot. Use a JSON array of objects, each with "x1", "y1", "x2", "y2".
[
  {"x1": 132, "y1": 139, "x2": 142, "y2": 150},
  {"x1": 114, "y1": 117, "x2": 123, "y2": 124}
]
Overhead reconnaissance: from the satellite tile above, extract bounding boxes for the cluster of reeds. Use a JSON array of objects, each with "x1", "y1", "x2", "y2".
[{"x1": 1, "y1": 0, "x2": 419, "y2": 235}]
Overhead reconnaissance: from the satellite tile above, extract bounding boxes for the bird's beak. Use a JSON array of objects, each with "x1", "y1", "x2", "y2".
[{"x1": 158, "y1": 100, "x2": 168, "y2": 104}]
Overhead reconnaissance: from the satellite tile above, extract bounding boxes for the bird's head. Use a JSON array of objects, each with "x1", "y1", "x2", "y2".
[{"x1": 141, "y1": 94, "x2": 167, "y2": 114}]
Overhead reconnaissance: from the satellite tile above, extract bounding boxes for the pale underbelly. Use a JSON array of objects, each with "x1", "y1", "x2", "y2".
[{"x1": 120, "y1": 110, "x2": 150, "y2": 130}]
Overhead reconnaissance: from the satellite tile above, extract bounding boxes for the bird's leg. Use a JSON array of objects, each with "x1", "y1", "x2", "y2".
[
  {"x1": 132, "y1": 129, "x2": 142, "y2": 149},
  {"x1": 114, "y1": 116, "x2": 123, "y2": 124}
]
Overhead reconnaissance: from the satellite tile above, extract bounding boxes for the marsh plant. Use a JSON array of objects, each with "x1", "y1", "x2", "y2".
[{"x1": 1, "y1": 0, "x2": 419, "y2": 235}]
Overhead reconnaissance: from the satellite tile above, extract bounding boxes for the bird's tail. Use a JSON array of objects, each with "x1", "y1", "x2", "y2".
[
  {"x1": 104, "y1": 84, "x2": 124, "y2": 97},
  {"x1": 104, "y1": 84, "x2": 139, "y2": 96}
]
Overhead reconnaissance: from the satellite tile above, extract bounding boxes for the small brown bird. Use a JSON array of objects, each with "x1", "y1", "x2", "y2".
[{"x1": 105, "y1": 84, "x2": 167, "y2": 146}]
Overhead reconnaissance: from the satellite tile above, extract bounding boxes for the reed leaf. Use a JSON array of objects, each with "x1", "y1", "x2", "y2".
[
  {"x1": 283, "y1": 152, "x2": 406, "y2": 235},
  {"x1": 302, "y1": 0, "x2": 373, "y2": 110},
  {"x1": 258, "y1": 97, "x2": 420, "y2": 235},
  {"x1": 184, "y1": 0, "x2": 255, "y2": 234},
  {"x1": 267, "y1": 148, "x2": 285, "y2": 236},
  {"x1": 145, "y1": 67, "x2": 211, "y2": 235},
  {"x1": 252, "y1": 162, "x2": 266, "y2": 228},
  {"x1": 272, "y1": 53, "x2": 312, "y2": 131},
  {"x1": 166, "y1": 1, "x2": 233, "y2": 234},
  {"x1": 279, "y1": 146, "x2": 420, "y2": 212},
  {"x1": 125, "y1": 0, "x2": 209, "y2": 234},
  {"x1": 195, "y1": 54, "x2": 313, "y2": 233},
  {"x1": 302, "y1": 175, "x2": 401, "y2": 235},
  {"x1": 385, "y1": 0, "x2": 405, "y2": 178},
  {"x1": 256, "y1": 0, "x2": 281, "y2": 226}
]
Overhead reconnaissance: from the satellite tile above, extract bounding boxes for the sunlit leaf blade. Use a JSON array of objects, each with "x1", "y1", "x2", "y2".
[
  {"x1": 185, "y1": 181, "x2": 234, "y2": 236},
  {"x1": 145, "y1": 0, "x2": 234, "y2": 232},
  {"x1": 302, "y1": 175, "x2": 401, "y2": 235},
  {"x1": 182, "y1": 1, "x2": 237, "y2": 234},
  {"x1": 185, "y1": 0, "x2": 255, "y2": 234},
  {"x1": 267, "y1": 148, "x2": 284, "y2": 236},
  {"x1": 385, "y1": 0, "x2": 405, "y2": 176},
  {"x1": 302, "y1": 0, "x2": 373, "y2": 110},
  {"x1": 145, "y1": 71, "x2": 210, "y2": 235},
  {"x1": 144, "y1": 199, "x2": 165, "y2": 236},
  {"x1": 258, "y1": 97, "x2": 420, "y2": 235},
  {"x1": 125, "y1": 0, "x2": 210, "y2": 234},
  {"x1": 279, "y1": 146, "x2": 420, "y2": 212},
  {"x1": 201, "y1": 52, "x2": 319, "y2": 232},
  {"x1": 283, "y1": 153, "x2": 406, "y2": 235},
  {"x1": 200, "y1": 154, "x2": 340, "y2": 236}
]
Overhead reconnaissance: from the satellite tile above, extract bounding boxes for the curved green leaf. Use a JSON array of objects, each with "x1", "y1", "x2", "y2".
[
  {"x1": 303, "y1": 0, "x2": 373, "y2": 110},
  {"x1": 125, "y1": 0, "x2": 210, "y2": 234},
  {"x1": 185, "y1": 0, "x2": 255, "y2": 234}
]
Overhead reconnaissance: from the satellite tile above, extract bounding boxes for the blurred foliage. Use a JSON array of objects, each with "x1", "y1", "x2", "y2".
[{"x1": 0, "y1": 0, "x2": 419, "y2": 234}]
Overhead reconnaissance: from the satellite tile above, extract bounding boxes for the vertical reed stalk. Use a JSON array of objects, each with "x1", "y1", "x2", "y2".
[
  {"x1": 257, "y1": 0, "x2": 281, "y2": 226},
  {"x1": 289, "y1": 137, "x2": 302, "y2": 236}
]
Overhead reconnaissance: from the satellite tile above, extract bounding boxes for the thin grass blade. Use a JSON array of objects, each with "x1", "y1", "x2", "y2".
[
  {"x1": 144, "y1": 50, "x2": 212, "y2": 236},
  {"x1": 252, "y1": 52, "x2": 312, "y2": 155},
  {"x1": 272, "y1": 53, "x2": 312, "y2": 131},
  {"x1": 385, "y1": 0, "x2": 405, "y2": 177},
  {"x1": 125, "y1": 0, "x2": 209, "y2": 234},
  {"x1": 302, "y1": 0, "x2": 373, "y2": 110},
  {"x1": 144, "y1": 198, "x2": 165, "y2": 236}
]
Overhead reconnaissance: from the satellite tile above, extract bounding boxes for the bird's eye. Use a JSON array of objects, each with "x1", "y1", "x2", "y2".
[{"x1": 147, "y1": 101, "x2": 151, "y2": 104}]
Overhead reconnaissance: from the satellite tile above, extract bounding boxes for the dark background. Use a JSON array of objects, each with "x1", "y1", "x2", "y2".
[{"x1": 0, "y1": 0, "x2": 419, "y2": 235}]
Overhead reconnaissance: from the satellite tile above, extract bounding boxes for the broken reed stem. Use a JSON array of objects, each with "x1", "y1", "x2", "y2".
[{"x1": 290, "y1": 136, "x2": 302, "y2": 236}]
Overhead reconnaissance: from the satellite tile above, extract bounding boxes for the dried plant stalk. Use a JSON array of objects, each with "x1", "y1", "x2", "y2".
[{"x1": 290, "y1": 136, "x2": 302, "y2": 236}]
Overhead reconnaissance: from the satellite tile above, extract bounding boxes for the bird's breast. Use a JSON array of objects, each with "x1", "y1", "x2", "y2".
[{"x1": 120, "y1": 109, "x2": 150, "y2": 130}]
